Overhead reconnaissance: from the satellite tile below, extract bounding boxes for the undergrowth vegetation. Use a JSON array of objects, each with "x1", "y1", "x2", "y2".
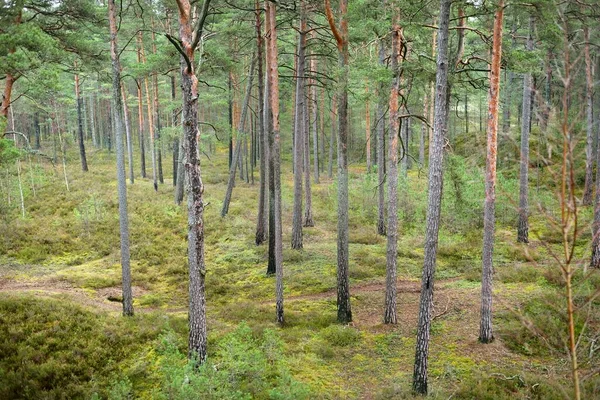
[{"x1": 1, "y1": 146, "x2": 598, "y2": 398}]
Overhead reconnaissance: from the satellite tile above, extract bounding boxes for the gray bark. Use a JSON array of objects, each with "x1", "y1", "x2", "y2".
[
  {"x1": 221, "y1": 57, "x2": 256, "y2": 217},
  {"x1": 412, "y1": 0, "x2": 450, "y2": 393},
  {"x1": 122, "y1": 86, "x2": 134, "y2": 184},
  {"x1": 292, "y1": 30, "x2": 306, "y2": 249},
  {"x1": 479, "y1": 0, "x2": 505, "y2": 345},
  {"x1": 328, "y1": 99, "x2": 335, "y2": 179},
  {"x1": 583, "y1": 26, "x2": 594, "y2": 206},
  {"x1": 377, "y1": 39, "x2": 387, "y2": 236},
  {"x1": 108, "y1": 0, "x2": 133, "y2": 317},
  {"x1": 384, "y1": 23, "x2": 400, "y2": 325},
  {"x1": 303, "y1": 69, "x2": 314, "y2": 227},
  {"x1": 311, "y1": 62, "x2": 320, "y2": 184},
  {"x1": 76, "y1": 91, "x2": 88, "y2": 172},
  {"x1": 335, "y1": 0, "x2": 352, "y2": 324},
  {"x1": 255, "y1": 7, "x2": 268, "y2": 245},
  {"x1": 517, "y1": 16, "x2": 533, "y2": 243}
]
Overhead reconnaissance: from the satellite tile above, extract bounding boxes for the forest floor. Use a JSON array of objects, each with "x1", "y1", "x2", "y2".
[{"x1": 1, "y1": 144, "x2": 598, "y2": 399}]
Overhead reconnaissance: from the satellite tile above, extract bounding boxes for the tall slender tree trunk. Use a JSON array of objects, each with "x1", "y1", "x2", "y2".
[
  {"x1": 303, "y1": 64, "x2": 314, "y2": 227},
  {"x1": 139, "y1": 32, "x2": 158, "y2": 191},
  {"x1": 34, "y1": 112, "x2": 41, "y2": 149},
  {"x1": 108, "y1": 0, "x2": 134, "y2": 317},
  {"x1": 151, "y1": 24, "x2": 164, "y2": 185},
  {"x1": 172, "y1": 0, "x2": 210, "y2": 362},
  {"x1": 480, "y1": 0, "x2": 505, "y2": 344},
  {"x1": 412, "y1": 0, "x2": 450, "y2": 393},
  {"x1": 255, "y1": 0, "x2": 269, "y2": 246},
  {"x1": 366, "y1": 85, "x2": 371, "y2": 173},
  {"x1": 171, "y1": 75, "x2": 179, "y2": 186},
  {"x1": 292, "y1": 27, "x2": 306, "y2": 249},
  {"x1": 377, "y1": 38, "x2": 387, "y2": 236},
  {"x1": 265, "y1": 0, "x2": 284, "y2": 324},
  {"x1": 384, "y1": 17, "x2": 402, "y2": 325},
  {"x1": 222, "y1": 57, "x2": 256, "y2": 217},
  {"x1": 326, "y1": 0, "x2": 352, "y2": 324},
  {"x1": 74, "y1": 64, "x2": 88, "y2": 172},
  {"x1": 517, "y1": 16, "x2": 534, "y2": 243},
  {"x1": 582, "y1": 26, "x2": 594, "y2": 206},
  {"x1": 328, "y1": 97, "x2": 336, "y2": 179},
  {"x1": 122, "y1": 85, "x2": 135, "y2": 184},
  {"x1": 310, "y1": 39, "x2": 320, "y2": 183}
]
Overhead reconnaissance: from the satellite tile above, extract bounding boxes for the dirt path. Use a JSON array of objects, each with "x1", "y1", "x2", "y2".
[{"x1": 0, "y1": 276, "x2": 464, "y2": 314}]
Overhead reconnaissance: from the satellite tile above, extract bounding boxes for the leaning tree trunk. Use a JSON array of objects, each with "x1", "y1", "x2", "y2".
[
  {"x1": 582, "y1": 26, "x2": 594, "y2": 206},
  {"x1": 172, "y1": 0, "x2": 210, "y2": 363},
  {"x1": 384, "y1": 18, "x2": 402, "y2": 325},
  {"x1": 221, "y1": 57, "x2": 256, "y2": 217},
  {"x1": 517, "y1": 16, "x2": 534, "y2": 243},
  {"x1": 480, "y1": 0, "x2": 505, "y2": 345},
  {"x1": 255, "y1": 0, "x2": 269, "y2": 246},
  {"x1": 376, "y1": 38, "x2": 387, "y2": 236},
  {"x1": 412, "y1": 0, "x2": 450, "y2": 394},
  {"x1": 108, "y1": 0, "x2": 134, "y2": 317},
  {"x1": 326, "y1": 0, "x2": 352, "y2": 324},
  {"x1": 291, "y1": 26, "x2": 306, "y2": 249}
]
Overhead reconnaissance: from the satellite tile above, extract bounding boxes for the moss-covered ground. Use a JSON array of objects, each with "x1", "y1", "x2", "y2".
[{"x1": 1, "y1": 144, "x2": 599, "y2": 399}]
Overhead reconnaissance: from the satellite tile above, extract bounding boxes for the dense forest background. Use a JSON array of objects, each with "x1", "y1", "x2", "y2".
[{"x1": 1, "y1": 0, "x2": 600, "y2": 398}]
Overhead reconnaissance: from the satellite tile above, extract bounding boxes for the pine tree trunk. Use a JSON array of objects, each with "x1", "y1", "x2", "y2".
[
  {"x1": 255, "y1": 0, "x2": 269, "y2": 246},
  {"x1": 326, "y1": 0, "x2": 352, "y2": 324},
  {"x1": 291, "y1": 28, "x2": 306, "y2": 249},
  {"x1": 366, "y1": 85, "x2": 371, "y2": 173},
  {"x1": 221, "y1": 57, "x2": 256, "y2": 217},
  {"x1": 310, "y1": 43, "x2": 320, "y2": 183},
  {"x1": 377, "y1": 38, "x2": 387, "y2": 236},
  {"x1": 108, "y1": 0, "x2": 134, "y2": 317},
  {"x1": 173, "y1": 0, "x2": 210, "y2": 363},
  {"x1": 412, "y1": 0, "x2": 450, "y2": 393},
  {"x1": 517, "y1": 16, "x2": 534, "y2": 243},
  {"x1": 266, "y1": 0, "x2": 284, "y2": 323},
  {"x1": 480, "y1": 0, "x2": 505, "y2": 345},
  {"x1": 582, "y1": 26, "x2": 594, "y2": 206},
  {"x1": 328, "y1": 97, "x2": 336, "y2": 179},
  {"x1": 74, "y1": 66, "x2": 88, "y2": 172},
  {"x1": 121, "y1": 85, "x2": 135, "y2": 184},
  {"x1": 384, "y1": 19, "x2": 401, "y2": 325},
  {"x1": 303, "y1": 66, "x2": 314, "y2": 227}
]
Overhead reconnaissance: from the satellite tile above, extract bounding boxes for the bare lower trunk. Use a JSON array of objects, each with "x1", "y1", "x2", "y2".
[
  {"x1": 582, "y1": 27, "x2": 594, "y2": 206},
  {"x1": 121, "y1": 85, "x2": 134, "y2": 184},
  {"x1": 517, "y1": 17, "x2": 533, "y2": 243},
  {"x1": 412, "y1": 0, "x2": 450, "y2": 393},
  {"x1": 326, "y1": 0, "x2": 352, "y2": 324},
  {"x1": 480, "y1": 0, "x2": 505, "y2": 345},
  {"x1": 173, "y1": 0, "x2": 210, "y2": 363},
  {"x1": 221, "y1": 57, "x2": 256, "y2": 217},
  {"x1": 377, "y1": 39, "x2": 387, "y2": 236},
  {"x1": 311, "y1": 47, "x2": 320, "y2": 184},
  {"x1": 255, "y1": 0, "x2": 268, "y2": 246},
  {"x1": 328, "y1": 98, "x2": 336, "y2": 179},
  {"x1": 266, "y1": 1, "x2": 284, "y2": 323},
  {"x1": 75, "y1": 69, "x2": 88, "y2": 172},
  {"x1": 303, "y1": 64, "x2": 314, "y2": 227},
  {"x1": 292, "y1": 28, "x2": 306, "y2": 249},
  {"x1": 384, "y1": 20, "x2": 401, "y2": 325},
  {"x1": 108, "y1": 0, "x2": 134, "y2": 317}
]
